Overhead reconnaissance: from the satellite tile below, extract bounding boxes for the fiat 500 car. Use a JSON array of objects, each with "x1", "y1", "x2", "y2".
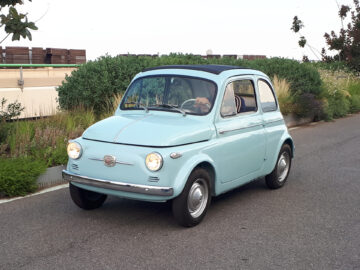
[{"x1": 63, "y1": 65, "x2": 294, "y2": 227}]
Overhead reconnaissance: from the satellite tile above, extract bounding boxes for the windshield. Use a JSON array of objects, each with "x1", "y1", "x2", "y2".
[{"x1": 120, "y1": 75, "x2": 217, "y2": 115}]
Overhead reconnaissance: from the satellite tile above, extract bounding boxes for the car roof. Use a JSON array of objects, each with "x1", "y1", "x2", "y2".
[{"x1": 142, "y1": 65, "x2": 249, "y2": 75}]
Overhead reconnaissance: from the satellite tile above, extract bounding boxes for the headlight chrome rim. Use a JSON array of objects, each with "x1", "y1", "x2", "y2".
[
  {"x1": 145, "y1": 152, "x2": 163, "y2": 172},
  {"x1": 67, "y1": 141, "x2": 82, "y2": 160}
]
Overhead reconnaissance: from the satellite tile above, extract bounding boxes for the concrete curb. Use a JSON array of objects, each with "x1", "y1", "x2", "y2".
[
  {"x1": 283, "y1": 113, "x2": 313, "y2": 128},
  {"x1": 37, "y1": 165, "x2": 66, "y2": 188}
]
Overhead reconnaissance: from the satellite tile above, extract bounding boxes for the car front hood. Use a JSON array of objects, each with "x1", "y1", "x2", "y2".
[{"x1": 82, "y1": 114, "x2": 213, "y2": 147}]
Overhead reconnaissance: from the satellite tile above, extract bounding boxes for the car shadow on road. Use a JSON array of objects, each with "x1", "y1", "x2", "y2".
[{"x1": 70, "y1": 177, "x2": 269, "y2": 229}]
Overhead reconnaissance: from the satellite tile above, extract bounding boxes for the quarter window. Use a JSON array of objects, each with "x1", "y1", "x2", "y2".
[{"x1": 258, "y1": 80, "x2": 277, "y2": 112}]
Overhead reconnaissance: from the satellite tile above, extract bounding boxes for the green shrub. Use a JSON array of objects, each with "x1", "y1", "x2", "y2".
[
  {"x1": 310, "y1": 61, "x2": 352, "y2": 72},
  {"x1": 348, "y1": 81, "x2": 360, "y2": 113},
  {"x1": 323, "y1": 91, "x2": 351, "y2": 120},
  {"x1": 348, "y1": 81, "x2": 360, "y2": 96},
  {"x1": 0, "y1": 98, "x2": 25, "y2": 121},
  {"x1": 242, "y1": 58, "x2": 322, "y2": 96},
  {"x1": 349, "y1": 94, "x2": 360, "y2": 113},
  {"x1": 0, "y1": 158, "x2": 46, "y2": 197},
  {"x1": 0, "y1": 110, "x2": 97, "y2": 167},
  {"x1": 294, "y1": 93, "x2": 324, "y2": 119},
  {"x1": 57, "y1": 55, "x2": 322, "y2": 116}
]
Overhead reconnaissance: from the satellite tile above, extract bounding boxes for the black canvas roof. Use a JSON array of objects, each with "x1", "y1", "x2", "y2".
[{"x1": 142, "y1": 65, "x2": 247, "y2": 75}]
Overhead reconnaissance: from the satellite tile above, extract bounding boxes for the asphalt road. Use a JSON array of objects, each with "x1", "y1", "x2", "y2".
[{"x1": 1, "y1": 114, "x2": 359, "y2": 270}]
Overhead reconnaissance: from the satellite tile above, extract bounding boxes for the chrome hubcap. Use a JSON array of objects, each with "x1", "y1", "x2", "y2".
[
  {"x1": 187, "y1": 178, "x2": 208, "y2": 218},
  {"x1": 277, "y1": 152, "x2": 290, "y2": 182}
]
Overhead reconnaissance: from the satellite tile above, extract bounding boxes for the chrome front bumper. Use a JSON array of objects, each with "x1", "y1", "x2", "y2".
[{"x1": 62, "y1": 170, "x2": 173, "y2": 196}]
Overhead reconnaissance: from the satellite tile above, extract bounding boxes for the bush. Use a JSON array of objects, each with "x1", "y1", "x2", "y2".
[
  {"x1": 347, "y1": 81, "x2": 360, "y2": 113},
  {"x1": 295, "y1": 93, "x2": 324, "y2": 119},
  {"x1": 57, "y1": 55, "x2": 322, "y2": 116},
  {"x1": 0, "y1": 158, "x2": 47, "y2": 197},
  {"x1": 243, "y1": 58, "x2": 322, "y2": 96},
  {"x1": 350, "y1": 95, "x2": 360, "y2": 112},
  {"x1": 323, "y1": 91, "x2": 351, "y2": 120},
  {"x1": 0, "y1": 110, "x2": 98, "y2": 166},
  {"x1": 0, "y1": 98, "x2": 25, "y2": 121},
  {"x1": 317, "y1": 68, "x2": 360, "y2": 119}
]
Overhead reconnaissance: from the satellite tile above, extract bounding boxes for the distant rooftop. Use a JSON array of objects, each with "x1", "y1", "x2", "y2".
[{"x1": 143, "y1": 65, "x2": 248, "y2": 75}]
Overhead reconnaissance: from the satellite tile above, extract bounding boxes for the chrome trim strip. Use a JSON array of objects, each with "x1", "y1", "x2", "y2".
[
  {"x1": 264, "y1": 119, "x2": 283, "y2": 125},
  {"x1": 88, "y1": 157, "x2": 133, "y2": 166},
  {"x1": 62, "y1": 170, "x2": 173, "y2": 196},
  {"x1": 218, "y1": 123, "x2": 263, "y2": 134}
]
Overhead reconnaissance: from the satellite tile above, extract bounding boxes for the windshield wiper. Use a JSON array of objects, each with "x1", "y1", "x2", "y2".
[
  {"x1": 152, "y1": 104, "x2": 186, "y2": 116},
  {"x1": 139, "y1": 105, "x2": 149, "y2": 113}
]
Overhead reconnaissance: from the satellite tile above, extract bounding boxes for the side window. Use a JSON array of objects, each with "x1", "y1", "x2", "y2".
[
  {"x1": 221, "y1": 83, "x2": 236, "y2": 117},
  {"x1": 221, "y1": 79, "x2": 257, "y2": 117},
  {"x1": 232, "y1": 80, "x2": 257, "y2": 113},
  {"x1": 258, "y1": 80, "x2": 277, "y2": 112}
]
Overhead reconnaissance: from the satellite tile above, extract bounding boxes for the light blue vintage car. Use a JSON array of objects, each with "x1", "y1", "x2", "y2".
[{"x1": 63, "y1": 65, "x2": 294, "y2": 227}]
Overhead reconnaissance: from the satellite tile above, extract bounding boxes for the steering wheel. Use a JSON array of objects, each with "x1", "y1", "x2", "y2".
[{"x1": 180, "y1": 98, "x2": 197, "y2": 109}]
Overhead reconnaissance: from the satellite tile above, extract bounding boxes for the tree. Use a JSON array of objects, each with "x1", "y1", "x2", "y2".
[
  {"x1": 0, "y1": 0, "x2": 38, "y2": 43},
  {"x1": 323, "y1": 0, "x2": 360, "y2": 71},
  {"x1": 290, "y1": 16, "x2": 321, "y2": 60},
  {"x1": 292, "y1": 0, "x2": 360, "y2": 71}
]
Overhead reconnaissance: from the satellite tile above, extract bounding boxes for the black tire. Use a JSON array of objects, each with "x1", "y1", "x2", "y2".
[
  {"x1": 265, "y1": 144, "x2": 292, "y2": 189},
  {"x1": 69, "y1": 182, "x2": 107, "y2": 210},
  {"x1": 172, "y1": 168, "x2": 211, "y2": 227}
]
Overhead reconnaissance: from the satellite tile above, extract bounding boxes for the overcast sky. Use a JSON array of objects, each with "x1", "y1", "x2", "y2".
[{"x1": 1, "y1": 0, "x2": 354, "y2": 61}]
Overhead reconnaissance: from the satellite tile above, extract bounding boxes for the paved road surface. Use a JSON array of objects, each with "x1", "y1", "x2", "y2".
[{"x1": 1, "y1": 114, "x2": 359, "y2": 270}]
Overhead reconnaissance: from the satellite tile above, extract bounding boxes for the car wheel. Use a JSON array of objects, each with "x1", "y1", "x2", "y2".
[
  {"x1": 172, "y1": 168, "x2": 211, "y2": 227},
  {"x1": 265, "y1": 144, "x2": 292, "y2": 189},
  {"x1": 69, "y1": 182, "x2": 107, "y2": 210}
]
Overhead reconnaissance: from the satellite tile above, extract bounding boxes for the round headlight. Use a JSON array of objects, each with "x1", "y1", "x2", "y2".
[
  {"x1": 145, "y1": 152, "x2": 163, "y2": 171},
  {"x1": 67, "y1": 141, "x2": 82, "y2": 160}
]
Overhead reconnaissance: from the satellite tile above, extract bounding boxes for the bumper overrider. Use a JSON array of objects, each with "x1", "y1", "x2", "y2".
[{"x1": 62, "y1": 170, "x2": 174, "y2": 196}]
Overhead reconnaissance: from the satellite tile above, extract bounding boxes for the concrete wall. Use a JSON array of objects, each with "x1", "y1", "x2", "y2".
[{"x1": 0, "y1": 67, "x2": 76, "y2": 118}]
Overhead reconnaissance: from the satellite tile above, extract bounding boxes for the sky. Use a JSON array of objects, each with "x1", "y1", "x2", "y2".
[{"x1": 0, "y1": 0, "x2": 354, "y2": 61}]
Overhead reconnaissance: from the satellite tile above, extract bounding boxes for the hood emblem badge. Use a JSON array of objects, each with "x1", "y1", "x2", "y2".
[{"x1": 104, "y1": 155, "x2": 116, "y2": 167}]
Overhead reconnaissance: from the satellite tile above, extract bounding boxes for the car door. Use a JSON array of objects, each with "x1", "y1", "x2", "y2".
[{"x1": 214, "y1": 77, "x2": 266, "y2": 183}]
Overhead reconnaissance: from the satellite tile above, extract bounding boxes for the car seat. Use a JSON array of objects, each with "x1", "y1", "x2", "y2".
[{"x1": 235, "y1": 95, "x2": 246, "y2": 113}]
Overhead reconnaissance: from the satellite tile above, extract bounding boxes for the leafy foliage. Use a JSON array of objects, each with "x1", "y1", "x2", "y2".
[
  {"x1": 0, "y1": 98, "x2": 24, "y2": 121},
  {"x1": 0, "y1": 157, "x2": 46, "y2": 197},
  {"x1": 0, "y1": 110, "x2": 97, "y2": 166},
  {"x1": 291, "y1": 16, "x2": 304, "y2": 33},
  {"x1": 298, "y1": 36, "x2": 307, "y2": 48},
  {"x1": 0, "y1": 0, "x2": 38, "y2": 42},
  {"x1": 323, "y1": 0, "x2": 360, "y2": 71},
  {"x1": 292, "y1": 1, "x2": 360, "y2": 71},
  {"x1": 318, "y1": 68, "x2": 360, "y2": 119},
  {"x1": 57, "y1": 55, "x2": 323, "y2": 117}
]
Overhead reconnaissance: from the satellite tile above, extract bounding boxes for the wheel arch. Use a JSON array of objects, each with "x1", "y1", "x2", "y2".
[
  {"x1": 194, "y1": 161, "x2": 216, "y2": 196},
  {"x1": 264, "y1": 135, "x2": 294, "y2": 176},
  {"x1": 284, "y1": 137, "x2": 295, "y2": 158},
  {"x1": 173, "y1": 154, "x2": 218, "y2": 197}
]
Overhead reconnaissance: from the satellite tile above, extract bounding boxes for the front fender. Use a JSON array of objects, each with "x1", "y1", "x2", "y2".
[{"x1": 172, "y1": 153, "x2": 217, "y2": 198}]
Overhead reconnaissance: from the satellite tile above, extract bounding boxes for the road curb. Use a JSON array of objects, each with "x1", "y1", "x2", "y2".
[
  {"x1": 283, "y1": 113, "x2": 313, "y2": 128},
  {"x1": 37, "y1": 165, "x2": 66, "y2": 188}
]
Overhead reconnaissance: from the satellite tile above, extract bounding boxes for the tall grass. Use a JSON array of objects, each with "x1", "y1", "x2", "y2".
[
  {"x1": 0, "y1": 93, "x2": 124, "y2": 166},
  {"x1": 318, "y1": 69, "x2": 360, "y2": 119},
  {"x1": 272, "y1": 75, "x2": 296, "y2": 115}
]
